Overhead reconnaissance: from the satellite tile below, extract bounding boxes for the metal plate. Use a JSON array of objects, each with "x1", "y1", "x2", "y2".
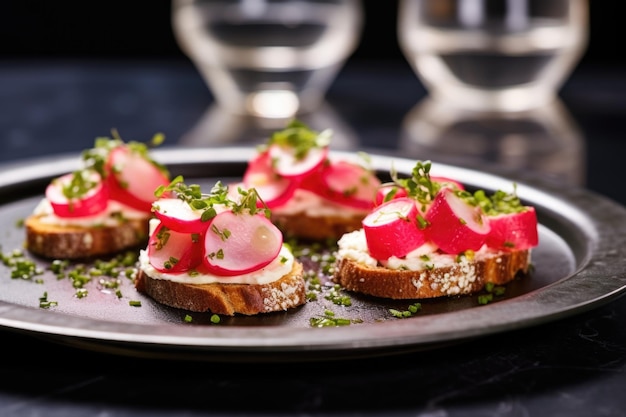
[{"x1": 0, "y1": 147, "x2": 625, "y2": 362}]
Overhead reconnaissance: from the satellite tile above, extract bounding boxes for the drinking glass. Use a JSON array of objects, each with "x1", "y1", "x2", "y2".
[
  {"x1": 397, "y1": 0, "x2": 589, "y2": 112},
  {"x1": 172, "y1": 0, "x2": 364, "y2": 119}
]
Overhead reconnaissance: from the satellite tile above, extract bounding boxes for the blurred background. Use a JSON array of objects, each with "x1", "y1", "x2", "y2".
[{"x1": 1, "y1": 1, "x2": 621, "y2": 69}]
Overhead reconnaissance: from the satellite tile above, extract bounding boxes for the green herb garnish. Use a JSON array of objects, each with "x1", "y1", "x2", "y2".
[
  {"x1": 265, "y1": 119, "x2": 331, "y2": 160},
  {"x1": 389, "y1": 303, "x2": 422, "y2": 318}
]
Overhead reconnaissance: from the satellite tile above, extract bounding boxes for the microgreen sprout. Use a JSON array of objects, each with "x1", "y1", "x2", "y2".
[
  {"x1": 391, "y1": 160, "x2": 440, "y2": 211},
  {"x1": 154, "y1": 177, "x2": 271, "y2": 220},
  {"x1": 265, "y1": 119, "x2": 331, "y2": 160}
]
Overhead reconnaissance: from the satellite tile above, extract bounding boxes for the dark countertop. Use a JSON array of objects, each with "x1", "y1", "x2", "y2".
[{"x1": 1, "y1": 59, "x2": 626, "y2": 416}]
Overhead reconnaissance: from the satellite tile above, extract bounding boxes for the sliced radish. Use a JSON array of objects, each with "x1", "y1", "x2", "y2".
[
  {"x1": 299, "y1": 164, "x2": 327, "y2": 192},
  {"x1": 106, "y1": 145, "x2": 170, "y2": 212},
  {"x1": 226, "y1": 182, "x2": 246, "y2": 203},
  {"x1": 431, "y1": 176, "x2": 465, "y2": 191},
  {"x1": 362, "y1": 197, "x2": 427, "y2": 260},
  {"x1": 425, "y1": 187, "x2": 490, "y2": 254},
  {"x1": 267, "y1": 143, "x2": 328, "y2": 178},
  {"x1": 315, "y1": 160, "x2": 381, "y2": 209},
  {"x1": 485, "y1": 206, "x2": 538, "y2": 251},
  {"x1": 203, "y1": 211, "x2": 283, "y2": 276},
  {"x1": 243, "y1": 152, "x2": 298, "y2": 208},
  {"x1": 375, "y1": 184, "x2": 408, "y2": 206},
  {"x1": 148, "y1": 223, "x2": 204, "y2": 273},
  {"x1": 152, "y1": 197, "x2": 211, "y2": 234},
  {"x1": 46, "y1": 171, "x2": 109, "y2": 218}
]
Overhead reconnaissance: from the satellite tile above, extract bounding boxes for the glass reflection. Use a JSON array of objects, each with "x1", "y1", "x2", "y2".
[
  {"x1": 175, "y1": 100, "x2": 359, "y2": 150},
  {"x1": 398, "y1": 97, "x2": 585, "y2": 186}
]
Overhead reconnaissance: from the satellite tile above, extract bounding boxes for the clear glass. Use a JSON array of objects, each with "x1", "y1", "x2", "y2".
[
  {"x1": 172, "y1": 0, "x2": 363, "y2": 118},
  {"x1": 398, "y1": 0, "x2": 589, "y2": 112}
]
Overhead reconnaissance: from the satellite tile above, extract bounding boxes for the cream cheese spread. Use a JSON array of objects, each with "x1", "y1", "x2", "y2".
[
  {"x1": 139, "y1": 245, "x2": 294, "y2": 285},
  {"x1": 33, "y1": 198, "x2": 149, "y2": 227},
  {"x1": 336, "y1": 229, "x2": 494, "y2": 271}
]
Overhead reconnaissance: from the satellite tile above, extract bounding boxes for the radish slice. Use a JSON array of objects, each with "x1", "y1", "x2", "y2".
[
  {"x1": 106, "y1": 145, "x2": 170, "y2": 212},
  {"x1": 375, "y1": 184, "x2": 408, "y2": 206},
  {"x1": 46, "y1": 171, "x2": 109, "y2": 218},
  {"x1": 267, "y1": 143, "x2": 328, "y2": 178},
  {"x1": 431, "y1": 176, "x2": 465, "y2": 191},
  {"x1": 363, "y1": 197, "x2": 427, "y2": 260},
  {"x1": 148, "y1": 223, "x2": 204, "y2": 273},
  {"x1": 318, "y1": 160, "x2": 381, "y2": 209},
  {"x1": 152, "y1": 198, "x2": 211, "y2": 234},
  {"x1": 425, "y1": 188, "x2": 490, "y2": 254},
  {"x1": 299, "y1": 164, "x2": 327, "y2": 193},
  {"x1": 226, "y1": 182, "x2": 246, "y2": 203},
  {"x1": 243, "y1": 152, "x2": 298, "y2": 208},
  {"x1": 485, "y1": 207, "x2": 538, "y2": 251},
  {"x1": 203, "y1": 211, "x2": 283, "y2": 276}
]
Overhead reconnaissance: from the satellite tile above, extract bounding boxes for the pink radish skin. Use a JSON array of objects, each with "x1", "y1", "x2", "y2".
[
  {"x1": 243, "y1": 152, "x2": 298, "y2": 208},
  {"x1": 46, "y1": 171, "x2": 109, "y2": 218},
  {"x1": 148, "y1": 223, "x2": 204, "y2": 273},
  {"x1": 323, "y1": 161, "x2": 380, "y2": 208},
  {"x1": 268, "y1": 143, "x2": 328, "y2": 178},
  {"x1": 363, "y1": 197, "x2": 427, "y2": 260},
  {"x1": 106, "y1": 145, "x2": 170, "y2": 212},
  {"x1": 306, "y1": 160, "x2": 380, "y2": 209},
  {"x1": 152, "y1": 198, "x2": 211, "y2": 234},
  {"x1": 203, "y1": 211, "x2": 283, "y2": 276},
  {"x1": 425, "y1": 188, "x2": 490, "y2": 254},
  {"x1": 486, "y1": 207, "x2": 538, "y2": 251}
]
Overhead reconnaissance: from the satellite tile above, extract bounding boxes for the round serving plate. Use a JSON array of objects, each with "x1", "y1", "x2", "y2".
[{"x1": 0, "y1": 147, "x2": 624, "y2": 362}]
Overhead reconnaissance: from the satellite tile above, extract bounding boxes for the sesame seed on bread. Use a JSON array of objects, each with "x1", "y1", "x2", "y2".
[
  {"x1": 134, "y1": 261, "x2": 306, "y2": 316},
  {"x1": 25, "y1": 214, "x2": 149, "y2": 260},
  {"x1": 333, "y1": 249, "x2": 531, "y2": 300}
]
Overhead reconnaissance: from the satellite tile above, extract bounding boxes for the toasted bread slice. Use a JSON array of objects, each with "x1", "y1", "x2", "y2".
[
  {"x1": 334, "y1": 249, "x2": 531, "y2": 299},
  {"x1": 134, "y1": 261, "x2": 306, "y2": 316},
  {"x1": 25, "y1": 214, "x2": 149, "y2": 260},
  {"x1": 271, "y1": 212, "x2": 364, "y2": 241},
  {"x1": 267, "y1": 188, "x2": 369, "y2": 241}
]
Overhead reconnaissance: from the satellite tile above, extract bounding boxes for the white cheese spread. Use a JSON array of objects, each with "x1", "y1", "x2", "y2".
[
  {"x1": 139, "y1": 245, "x2": 294, "y2": 285},
  {"x1": 33, "y1": 199, "x2": 149, "y2": 227},
  {"x1": 336, "y1": 229, "x2": 493, "y2": 271}
]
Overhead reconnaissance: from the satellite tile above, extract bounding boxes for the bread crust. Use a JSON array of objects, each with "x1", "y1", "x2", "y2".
[
  {"x1": 25, "y1": 214, "x2": 149, "y2": 260},
  {"x1": 334, "y1": 250, "x2": 531, "y2": 299},
  {"x1": 271, "y1": 212, "x2": 364, "y2": 241},
  {"x1": 134, "y1": 261, "x2": 306, "y2": 316}
]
